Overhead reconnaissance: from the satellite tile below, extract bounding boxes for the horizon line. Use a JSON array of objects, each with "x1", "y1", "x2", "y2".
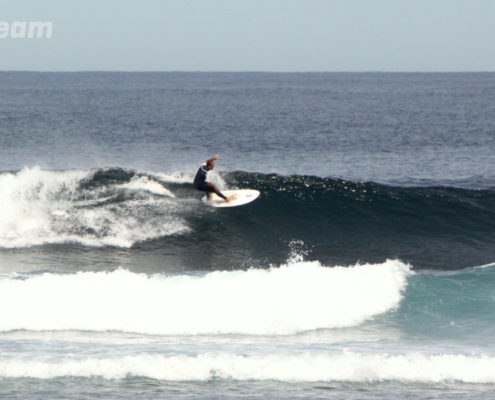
[{"x1": 1, "y1": 70, "x2": 494, "y2": 74}]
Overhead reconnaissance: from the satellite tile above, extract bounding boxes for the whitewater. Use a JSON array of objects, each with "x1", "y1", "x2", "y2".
[
  {"x1": 2, "y1": 71, "x2": 495, "y2": 399},
  {"x1": 0, "y1": 261, "x2": 409, "y2": 335},
  {"x1": 0, "y1": 167, "x2": 184, "y2": 249},
  {"x1": 2, "y1": 261, "x2": 495, "y2": 394}
]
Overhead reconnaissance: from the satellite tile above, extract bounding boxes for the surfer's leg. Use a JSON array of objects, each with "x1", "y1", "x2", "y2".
[
  {"x1": 216, "y1": 192, "x2": 226, "y2": 199},
  {"x1": 205, "y1": 186, "x2": 216, "y2": 200},
  {"x1": 216, "y1": 192, "x2": 234, "y2": 203},
  {"x1": 196, "y1": 183, "x2": 215, "y2": 200}
]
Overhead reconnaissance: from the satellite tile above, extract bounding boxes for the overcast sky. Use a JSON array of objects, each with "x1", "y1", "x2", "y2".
[{"x1": 1, "y1": 0, "x2": 494, "y2": 72}]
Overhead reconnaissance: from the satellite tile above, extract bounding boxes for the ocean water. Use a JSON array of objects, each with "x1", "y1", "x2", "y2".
[{"x1": 1, "y1": 71, "x2": 495, "y2": 399}]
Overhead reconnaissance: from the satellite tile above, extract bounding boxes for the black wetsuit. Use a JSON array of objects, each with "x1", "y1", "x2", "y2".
[{"x1": 194, "y1": 163, "x2": 227, "y2": 199}]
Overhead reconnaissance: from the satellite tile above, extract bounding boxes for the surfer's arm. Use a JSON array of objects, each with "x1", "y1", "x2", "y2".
[{"x1": 205, "y1": 155, "x2": 219, "y2": 163}]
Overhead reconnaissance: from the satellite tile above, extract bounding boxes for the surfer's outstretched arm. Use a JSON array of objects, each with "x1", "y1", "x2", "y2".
[{"x1": 206, "y1": 154, "x2": 219, "y2": 163}]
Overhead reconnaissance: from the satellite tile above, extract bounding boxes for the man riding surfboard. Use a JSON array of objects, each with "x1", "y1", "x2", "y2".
[{"x1": 194, "y1": 155, "x2": 234, "y2": 203}]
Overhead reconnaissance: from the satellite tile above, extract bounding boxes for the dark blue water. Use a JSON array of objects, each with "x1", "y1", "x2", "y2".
[
  {"x1": 1, "y1": 72, "x2": 495, "y2": 399},
  {"x1": 2, "y1": 72, "x2": 495, "y2": 184}
]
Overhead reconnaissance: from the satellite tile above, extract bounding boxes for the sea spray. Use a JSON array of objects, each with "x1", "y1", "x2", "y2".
[{"x1": 0, "y1": 167, "x2": 187, "y2": 248}]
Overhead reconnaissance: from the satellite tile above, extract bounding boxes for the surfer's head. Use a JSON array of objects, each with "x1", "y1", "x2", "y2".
[{"x1": 206, "y1": 161, "x2": 215, "y2": 170}]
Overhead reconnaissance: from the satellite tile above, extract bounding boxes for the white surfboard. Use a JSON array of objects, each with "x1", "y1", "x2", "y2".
[{"x1": 202, "y1": 189, "x2": 260, "y2": 208}]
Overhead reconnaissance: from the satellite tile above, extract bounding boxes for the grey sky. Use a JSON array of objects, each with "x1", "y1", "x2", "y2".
[{"x1": 1, "y1": 0, "x2": 494, "y2": 72}]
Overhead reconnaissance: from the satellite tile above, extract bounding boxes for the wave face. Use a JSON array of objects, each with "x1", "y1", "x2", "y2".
[
  {"x1": 225, "y1": 171, "x2": 495, "y2": 270},
  {"x1": 2, "y1": 167, "x2": 495, "y2": 271},
  {"x1": 394, "y1": 265, "x2": 495, "y2": 345}
]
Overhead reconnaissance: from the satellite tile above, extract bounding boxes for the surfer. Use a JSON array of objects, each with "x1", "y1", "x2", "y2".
[{"x1": 194, "y1": 155, "x2": 234, "y2": 202}]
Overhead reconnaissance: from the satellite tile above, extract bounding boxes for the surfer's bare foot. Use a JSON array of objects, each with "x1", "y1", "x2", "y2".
[{"x1": 226, "y1": 195, "x2": 235, "y2": 203}]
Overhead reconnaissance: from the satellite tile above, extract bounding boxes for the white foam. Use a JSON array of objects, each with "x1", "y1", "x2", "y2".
[
  {"x1": 206, "y1": 170, "x2": 228, "y2": 191},
  {"x1": 0, "y1": 167, "x2": 186, "y2": 248},
  {"x1": 152, "y1": 171, "x2": 195, "y2": 184},
  {"x1": 117, "y1": 176, "x2": 175, "y2": 197},
  {"x1": 0, "y1": 260, "x2": 410, "y2": 335},
  {"x1": 1, "y1": 352, "x2": 495, "y2": 382}
]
